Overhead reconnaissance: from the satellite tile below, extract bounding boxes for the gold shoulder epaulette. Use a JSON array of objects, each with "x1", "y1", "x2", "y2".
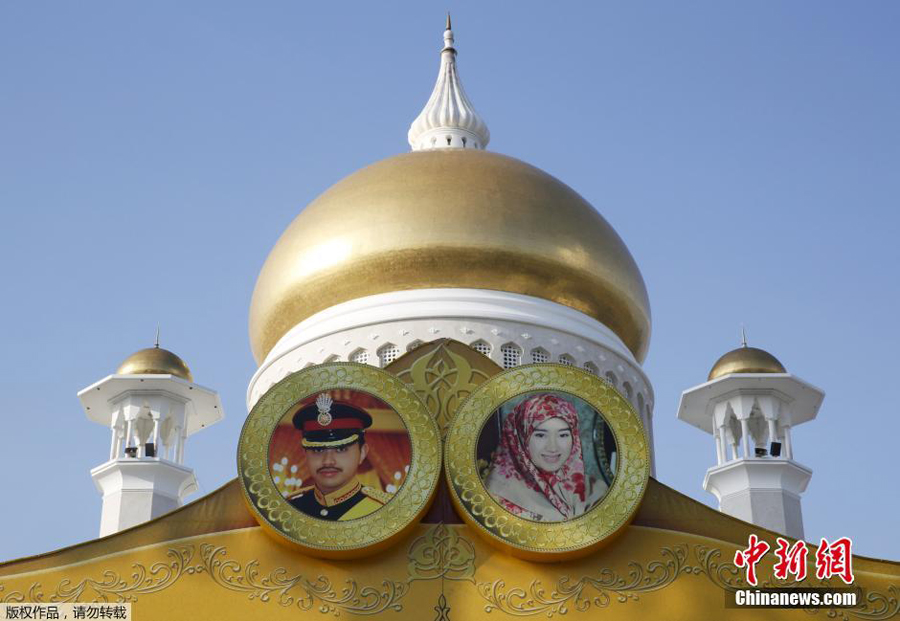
[
  {"x1": 286, "y1": 485, "x2": 314, "y2": 501},
  {"x1": 361, "y1": 486, "x2": 393, "y2": 505}
]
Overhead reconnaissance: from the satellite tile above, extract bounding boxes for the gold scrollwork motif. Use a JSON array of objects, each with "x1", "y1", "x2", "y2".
[
  {"x1": 192, "y1": 543, "x2": 407, "y2": 617},
  {"x1": 407, "y1": 524, "x2": 477, "y2": 584},
  {"x1": 693, "y1": 546, "x2": 900, "y2": 621},
  {"x1": 477, "y1": 545, "x2": 689, "y2": 616},
  {"x1": 433, "y1": 593, "x2": 452, "y2": 621},
  {"x1": 0, "y1": 584, "x2": 25, "y2": 603},
  {"x1": 0, "y1": 546, "x2": 193, "y2": 604},
  {"x1": 851, "y1": 587, "x2": 900, "y2": 621},
  {"x1": 393, "y1": 340, "x2": 495, "y2": 435},
  {"x1": 238, "y1": 363, "x2": 442, "y2": 557},
  {"x1": 445, "y1": 364, "x2": 651, "y2": 559}
]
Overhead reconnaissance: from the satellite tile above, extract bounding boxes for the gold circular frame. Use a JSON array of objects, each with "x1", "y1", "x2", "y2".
[
  {"x1": 445, "y1": 364, "x2": 651, "y2": 561},
  {"x1": 238, "y1": 363, "x2": 442, "y2": 559}
]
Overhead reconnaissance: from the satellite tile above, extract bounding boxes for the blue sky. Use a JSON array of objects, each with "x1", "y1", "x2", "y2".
[{"x1": 1, "y1": 2, "x2": 898, "y2": 561}]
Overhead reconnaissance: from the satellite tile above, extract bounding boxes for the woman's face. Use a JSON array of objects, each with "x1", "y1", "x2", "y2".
[{"x1": 527, "y1": 417, "x2": 573, "y2": 473}]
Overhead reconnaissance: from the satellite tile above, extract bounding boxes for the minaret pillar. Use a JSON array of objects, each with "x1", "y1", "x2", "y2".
[
  {"x1": 677, "y1": 346, "x2": 824, "y2": 539},
  {"x1": 78, "y1": 347, "x2": 224, "y2": 536}
]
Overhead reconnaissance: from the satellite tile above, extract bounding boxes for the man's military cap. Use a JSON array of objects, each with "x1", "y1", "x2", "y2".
[{"x1": 293, "y1": 393, "x2": 373, "y2": 449}]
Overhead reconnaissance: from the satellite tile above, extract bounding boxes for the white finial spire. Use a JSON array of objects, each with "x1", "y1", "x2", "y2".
[
  {"x1": 408, "y1": 15, "x2": 490, "y2": 151},
  {"x1": 741, "y1": 324, "x2": 747, "y2": 348}
]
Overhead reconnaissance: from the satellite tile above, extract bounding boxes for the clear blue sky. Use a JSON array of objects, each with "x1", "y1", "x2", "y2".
[{"x1": 1, "y1": 2, "x2": 898, "y2": 561}]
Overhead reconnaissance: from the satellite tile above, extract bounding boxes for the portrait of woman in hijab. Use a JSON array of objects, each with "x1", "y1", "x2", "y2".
[{"x1": 479, "y1": 392, "x2": 616, "y2": 522}]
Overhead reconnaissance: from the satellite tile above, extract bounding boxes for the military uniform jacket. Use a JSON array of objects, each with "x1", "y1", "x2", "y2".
[{"x1": 287, "y1": 479, "x2": 392, "y2": 521}]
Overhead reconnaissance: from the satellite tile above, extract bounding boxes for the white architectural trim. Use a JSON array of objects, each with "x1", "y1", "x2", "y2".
[
  {"x1": 703, "y1": 458, "x2": 812, "y2": 539},
  {"x1": 91, "y1": 458, "x2": 198, "y2": 537},
  {"x1": 256, "y1": 289, "x2": 636, "y2": 380},
  {"x1": 677, "y1": 374, "x2": 824, "y2": 433},
  {"x1": 78, "y1": 375, "x2": 223, "y2": 436}
]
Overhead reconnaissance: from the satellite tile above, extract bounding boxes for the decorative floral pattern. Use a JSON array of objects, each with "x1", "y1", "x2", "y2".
[
  {"x1": 0, "y1": 547, "x2": 193, "y2": 603},
  {"x1": 192, "y1": 544, "x2": 407, "y2": 617},
  {"x1": 1, "y1": 541, "x2": 897, "y2": 618},
  {"x1": 477, "y1": 545, "x2": 689, "y2": 616},
  {"x1": 393, "y1": 341, "x2": 494, "y2": 435},
  {"x1": 407, "y1": 524, "x2": 476, "y2": 584}
]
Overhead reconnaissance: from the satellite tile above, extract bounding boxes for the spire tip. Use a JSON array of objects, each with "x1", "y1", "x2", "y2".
[{"x1": 408, "y1": 12, "x2": 490, "y2": 151}]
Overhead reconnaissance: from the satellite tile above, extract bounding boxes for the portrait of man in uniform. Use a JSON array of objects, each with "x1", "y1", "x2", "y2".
[{"x1": 273, "y1": 392, "x2": 399, "y2": 521}]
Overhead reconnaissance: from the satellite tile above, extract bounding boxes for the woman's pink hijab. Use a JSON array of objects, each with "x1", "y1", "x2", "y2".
[{"x1": 490, "y1": 393, "x2": 586, "y2": 519}]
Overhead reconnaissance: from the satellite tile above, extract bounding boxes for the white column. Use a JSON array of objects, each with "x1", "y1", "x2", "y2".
[
  {"x1": 111, "y1": 428, "x2": 120, "y2": 459},
  {"x1": 108, "y1": 428, "x2": 118, "y2": 460},
  {"x1": 175, "y1": 426, "x2": 185, "y2": 464},
  {"x1": 151, "y1": 418, "x2": 160, "y2": 454},
  {"x1": 767, "y1": 419, "x2": 778, "y2": 448},
  {"x1": 124, "y1": 419, "x2": 134, "y2": 453},
  {"x1": 783, "y1": 425, "x2": 793, "y2": 459},
  {"x1": 740, "y1": 418, "x2": 750, "y2": 458}
]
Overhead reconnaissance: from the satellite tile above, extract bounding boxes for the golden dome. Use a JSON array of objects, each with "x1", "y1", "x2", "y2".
[
  {"x1": 708, "y1": 346, "x2": 786, "y2": 381},
  {"x1": 249, "y1": 149, "x2": 651, "y2": 364},
  {"x1": 117, "y1": 346, "x2": 193, "y2": 382}
]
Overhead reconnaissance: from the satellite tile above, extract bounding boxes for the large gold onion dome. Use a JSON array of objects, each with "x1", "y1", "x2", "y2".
[
  {"x1": 708, "y1": 345, "x2": 786, "y2": 381},
  {"x1": 249, "y1": 149, "x2": 651, "y2": 364},
  {"x1": 117, "y1": 346, "x2": 193, "y2": 382}
]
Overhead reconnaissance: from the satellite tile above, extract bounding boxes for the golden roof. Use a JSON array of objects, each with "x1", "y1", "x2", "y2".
[
  {"x1": 707, "y1": 346, "x2": 786, "y2": 381},
  {"x1": 249, "y1": 149, "x2": 651, "y2": 363},
  {"x1": 116, "y1": 346, "x2": 193, "y2": 381}
]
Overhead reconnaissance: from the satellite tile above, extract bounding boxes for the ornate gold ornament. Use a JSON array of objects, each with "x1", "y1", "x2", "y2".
[
  {"x1": 0, "y1": 546, "x2": 194, "y2": 604},
  {"x1": 390, "y1": 339, "x2": 499, "y2": 436},
  {"x1": 444, "y1": 364, "x2": 651, "y2": 561},
  {"x1": 194, "y1": 544, "x2": 408, "y2": 616},
  {"x1": 477, "y1": 545, "x2": 689, "y2": 616},
  {"x1": 433, "y1": 594, "x2": 452, "y2": 621},
  {"x1": 407, "y1": 524, "x2": 477, "y2": 584},
  {"x1": 238, "y1": 363, "x2": 442, "y2": 559},
  {"x1": 2, "y1": 538, "x2": 895, "y2": 619}
]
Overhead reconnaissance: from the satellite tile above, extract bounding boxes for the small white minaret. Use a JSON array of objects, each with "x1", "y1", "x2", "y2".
[
  {"x1": 78, "y1": 341, "x2": 224, "y2": 536},
  {"x1": 677, "y1": 337, "x2": 823, "y2": 539},
  {"x1": 408, "y1": 14, "x2": 490, "y2": 151}
]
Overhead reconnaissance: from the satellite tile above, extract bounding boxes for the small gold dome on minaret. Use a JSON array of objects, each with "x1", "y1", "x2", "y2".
[
  {"x1": 708, "y1": 344, "x2": 786, "y2": 381},
  {"x1": 117, "y1": 345, "x2": 193, "y2": 382}
]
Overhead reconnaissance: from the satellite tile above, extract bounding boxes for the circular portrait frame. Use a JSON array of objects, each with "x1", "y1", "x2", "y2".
[
  {"x1": 238, "y1": 363, "x2": 442, "y2": 558},
  {"x1": 445, "y1": 364, "x2": 651, "y2": 561}
]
